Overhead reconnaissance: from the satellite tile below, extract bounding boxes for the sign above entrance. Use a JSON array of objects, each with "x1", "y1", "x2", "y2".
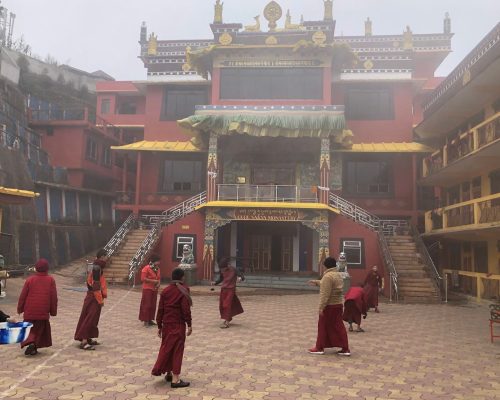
[
  {"x1": 234, "y1": 208, "x2": 299, "y2": 221},
  {"x1": 220, "y1": 59, "x2": 323, "y2": 68}
]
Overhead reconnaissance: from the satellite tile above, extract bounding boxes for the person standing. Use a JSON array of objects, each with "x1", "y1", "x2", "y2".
[
  {"x1": 364, "y1": 265, "x2": 383, "y2": 313},
  {"x1": 17, "y1": 258, "x2": 58, "y2": 356},
  {"x1": 74, "y1": 249, "x2": 109, "y2": 350},
  {"x1": 343, "y1": 286, "x2": 368, "y2": 332},
  {"x1": 152, "y1": 268, "x2": 192, "y2": 388},
  {"x1": 211, "y1": 257, "x2": 244, "y2": 329},
  {"x1": 307, "y1": 257, "x2": 350, "y2": 356},
  {"x1": 139, "y1": 254, "x2": 161, "y2": 327}
]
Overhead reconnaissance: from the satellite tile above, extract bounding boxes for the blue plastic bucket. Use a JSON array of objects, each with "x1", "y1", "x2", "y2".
[{"x1": 0, "y1": 321, "x2": 33, "y2": 345}]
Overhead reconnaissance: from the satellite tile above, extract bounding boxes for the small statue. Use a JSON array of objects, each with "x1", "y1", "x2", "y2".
[
  {"x1": 337, "y1": 252, "x2": 351, "y2": 294},
  {"x1": 179, "y1": 244, "x2": 194, "y2": 266},
  {"x1": 147, "y1": 33, "x2": 158, "y2": 56},
  {"x1": 244, "y1": 15, "x2": 261, "y2": 32},
  {"x1": 285, "y1": 10, "x2": 301, "y2": 30},
  {"x1": 338, "y1": 252, "x2": 348, "y2": 273},
  {"x1": 214, "y1": 0, "x2": 223, "y2": 24}
]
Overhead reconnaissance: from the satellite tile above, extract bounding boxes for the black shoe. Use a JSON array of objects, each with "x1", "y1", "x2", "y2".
[
  {"x1": 165, "y1": 373, "x2": 173, "y2": 382},
  {"x1": 171, "y1": 379, "x2": 190, "y2": 388},
  {"x1": 24, "y1": 344, "x2": 37, "y2": 356}
]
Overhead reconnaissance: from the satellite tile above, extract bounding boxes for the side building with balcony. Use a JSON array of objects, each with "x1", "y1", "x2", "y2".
[
  {"x1": 416, "y1": 23, "x2": 500, "y2": 301},
  {"x1": 0, "y1": 49, "x2": 119, "y2": 267},
  {"x1": 102, "y1": 1, "x2": 451, "y2": 300}
]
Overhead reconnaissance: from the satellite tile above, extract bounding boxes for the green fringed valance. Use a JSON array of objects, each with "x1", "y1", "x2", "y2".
[{"x1": 178, "y1": 112, "x2": 353, "y2": 149}]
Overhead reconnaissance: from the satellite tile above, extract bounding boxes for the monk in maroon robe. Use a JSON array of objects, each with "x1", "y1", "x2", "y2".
[
  {"x1": 152, "y1": 268, "x2": 192, "y2": 389},
  {"x1": 364, "y1": 265, "x2": 383, "y2": 313},
  {"x1": 139, "y1": 254, "x2": 161, "y2": 326},
  {"x1": 343, "y1": 286, "x2": 368, "y2": 332},
  {"x1": 17, "y1": 258, "x2": 58, "y2": 356},
  {"x1": 307, "y1": 257, "x2": 350, "y2": 356},
  {"x1": 211, "y1": 257, "x2": 244, "y2": 329},
  {"x1": 74, "y1": 249, "x2": 108, "y2": 350}
]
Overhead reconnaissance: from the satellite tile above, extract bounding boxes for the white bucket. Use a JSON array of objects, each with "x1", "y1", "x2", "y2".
[{"x1": 0, "y1": 321, "x2": 33, "y2": 345}]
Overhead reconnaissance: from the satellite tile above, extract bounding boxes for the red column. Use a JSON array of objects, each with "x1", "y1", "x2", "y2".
[
  {"x1": 122, "y1": 154, "x2": 128, "y2": 192},
  {"x1": 134, "y1": 152, "x2": 142, "y2": 215}
]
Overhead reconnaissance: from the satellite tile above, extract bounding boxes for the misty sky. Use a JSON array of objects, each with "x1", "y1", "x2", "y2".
[{"x1": 3, "y1": 0, "x2": 499, "y2": 80}]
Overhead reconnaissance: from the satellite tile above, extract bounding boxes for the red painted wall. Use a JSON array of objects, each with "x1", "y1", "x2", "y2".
[
  {"x1": 329, "y1": 213, "x2": 387, "y2": 292},
  {"x1": 156, "y1": 211, "x2": 206, "y2": 280},
  {"x1": 332, "y1": 82, "x2": 414, "y2": 142},
  {"x1": 42, "y1": 126, "x2": 85, "y2": 169}
]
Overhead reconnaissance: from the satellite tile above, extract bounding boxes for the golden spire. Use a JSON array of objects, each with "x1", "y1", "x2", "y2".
[
  {"x1": 365, "y1": 17, "x2": 372, "y2": 36},
  {"x1": 324, "y1": 0, "x2": 333, "y2": 21},
  {"x1": 147, "y1": 33, "x2": 158, "y2": 56},
  {"x1": 403, "y1": 25, "x2": 413, "y2": 50},
  {"x1": 214, "y1": 0, "x2": 223, "y2": 24}
]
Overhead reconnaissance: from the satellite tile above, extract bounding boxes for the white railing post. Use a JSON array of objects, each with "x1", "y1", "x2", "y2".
[
  {"x1": 275, "y1": 185, "x2": 278, "y2": 202},
  {"x1": 296, "y1": 186, "x2": 299, "y2": 202}
]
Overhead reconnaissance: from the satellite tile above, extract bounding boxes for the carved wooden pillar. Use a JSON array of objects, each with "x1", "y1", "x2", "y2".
[
  {"x1": 319, "y1": 138, "x2": 330, "y2": 204},
  {"x1": 318, "y1": 221, "x2": 330, "y2": 274},
  {"x1": 207, "y1": 132, "x2": 218, "y2": 202},
  {"x1": 202, "y1": 210, "x2": 230, "y2": 281}
]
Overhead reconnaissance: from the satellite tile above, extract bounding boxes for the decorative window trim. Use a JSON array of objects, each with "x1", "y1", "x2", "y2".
[
  {"x1": 172, "y1": 234, "x2": 196, "y2": 262},
  {"x1": 340, "y1": 238, "x2": 365, "y2": 268}
]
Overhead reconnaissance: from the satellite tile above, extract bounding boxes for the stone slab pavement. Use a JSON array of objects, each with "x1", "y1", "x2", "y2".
[{"x1": 0, "y1": 270, "x2": 499, "y2": 400}]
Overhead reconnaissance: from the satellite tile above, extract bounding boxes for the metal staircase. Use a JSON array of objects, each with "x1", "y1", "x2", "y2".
[{"x1": 128, "y1": 191, "x2": 207, "y2": 283}]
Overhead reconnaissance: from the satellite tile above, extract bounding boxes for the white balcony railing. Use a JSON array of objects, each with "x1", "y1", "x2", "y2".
[{"x1": 217, "y1": 184, "x2": 318, "y2": 203}]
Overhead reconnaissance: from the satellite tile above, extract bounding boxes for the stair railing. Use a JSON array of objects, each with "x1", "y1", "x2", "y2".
[
  {"x1": 377, "y1": 232, "x2": 398, "y2": 302},
  {"x1": 128, "y1": 191, "x2": 207, "y2": 286},
  {"x1": 409, "y1": 224, "x2": 442, "y2": 296},
  {"x1": 103, "y1": 213, "x2": 136, "y2": 257}
]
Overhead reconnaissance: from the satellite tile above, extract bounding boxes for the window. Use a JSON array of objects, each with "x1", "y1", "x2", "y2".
[
  {"x1": 344, "y1": 157, "x2": 392, "y2": 196},
  {"x1": 162, "y1": 87, "x2": 207, "y2": 120},
  {"x1": 346, "y1": 87, "x2": 394, "y2": 120},
  {"x1": 160, "y1": 160, "x2": 203, "y2": 193},
  {"x1": 340, "y1": 239, "x2": 364, "y2": 268},
  {"x1": 173, "y1": 235, "x2": 196, "y2": 261},
  {"x1": 220, "y1": 68, "x2": 323, "y2": 100},
  {"x1": 86, "y1": 137, "x2": 98, "y2": 161},
  {"x1": 100, "y1": 99, "x2": 111, "y2": 114},
  {"x1": 117, "y1": 102, "x2": 136, "y2": 115},
  {"x1": 102, "y1": 146, "x2": 112, "y2": 167}
]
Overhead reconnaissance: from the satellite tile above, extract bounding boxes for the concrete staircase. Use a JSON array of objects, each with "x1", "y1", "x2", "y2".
[
  {"x1": 386, "y1": 235, "x2": 441, "y2": 303},
  {"x1": 106, "y1": 229, "x2": 150, "y2": 283},
  {"x1": 238, "y1": 274, "x2": 318, "y2": 291}
]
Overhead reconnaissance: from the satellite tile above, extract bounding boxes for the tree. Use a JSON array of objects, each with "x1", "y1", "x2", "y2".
[{"x1": 12, "y1": 35, "x2": 31, "y2": 56}]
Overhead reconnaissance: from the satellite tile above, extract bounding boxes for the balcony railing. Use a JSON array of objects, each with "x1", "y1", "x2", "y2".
[
  {"x1": 217, "y1": 184, "x2": 318, "y2": 203},
  {"x1": 425, "y1": 192, "x2": 500, "y2": 232},
  {"x1": 423, "y1": 112, "x2": 500, "y2": 178}
]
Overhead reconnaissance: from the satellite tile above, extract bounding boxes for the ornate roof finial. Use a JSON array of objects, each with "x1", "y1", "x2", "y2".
[
  {"x1": 263, "y1": 1, "x2": 283, "y2": 32},
  {"x1": 285, "y1": 9, "x2": 301, "y2": 30},
  {"x1": 147, "y1": 33, "x2": 158, "y2": 56},
  {"x1": 324, "y1": 0, "x2": 333, "y2": 21},
  {"x1": 403, "y1": 25, "x2": 413, "y2": 50},
  {"x1": 365, "y1": 17, "x2": 372, "y2": 36},
  {"x1": 214, "y1": 0, "x2": 223, "y2": 24},
  {"x1": 140, "y1": 21, "x2": 147, "y2": 43},
  {"x1": 443, "y1": 12, "x2": 451, "y2": 34}
]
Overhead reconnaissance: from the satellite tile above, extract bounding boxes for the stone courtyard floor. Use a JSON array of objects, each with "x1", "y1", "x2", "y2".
[{"x1": 0, "y1": 268, "x2": 499, "y2": 400}]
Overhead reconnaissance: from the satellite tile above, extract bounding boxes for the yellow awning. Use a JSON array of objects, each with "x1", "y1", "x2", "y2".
[
  {"x1": 0, "y1": 187, "x2": 39, "y2": 198},
  {"x1": 333, "y1": 142, "x2": 435, "y2": 153},
  {"x1": 111, "y1": 140, "x2": 202, "y2": 152}
]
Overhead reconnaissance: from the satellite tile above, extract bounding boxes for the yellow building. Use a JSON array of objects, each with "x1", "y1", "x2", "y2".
[{"x1": 415, "y1": 23, "x2": 500, "y2": 301}]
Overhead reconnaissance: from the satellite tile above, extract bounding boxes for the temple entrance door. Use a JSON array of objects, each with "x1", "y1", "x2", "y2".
[
  {"x1": 250, "y1": 235, "x2": 271, "y2": 271},
  {"x1": 270, "y1": 235, "x2": 293, "y2": 272}
]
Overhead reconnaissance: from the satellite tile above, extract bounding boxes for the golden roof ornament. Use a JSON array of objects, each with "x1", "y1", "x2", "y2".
[
  {"x1": 312, "y1": 31, "x2": 327, "y2": 45},
  {"x1": 365, "y1": 17, "x2": 372, "y2": 36},
  {"x1": 214, "y1": 0, "x2": 223, "y2": 24},
  {"x1": 403, "y1": 25, "x2": 413, "y2": 50},
  {"x1": 244, "y1": 15, "x2": 261, "y2": 32},
  {"x1": 285, "y1": 9, "x2": 301, "y2": 30},
  {"x1": 265, "y1": 35, "x2": 278, "y2": 45},
  {"x1": 264, "y1": 1, "x2": 283, "y2": 32},
  {"x1": 219, "y1": 32, "x2": 233, "y2": 45},
  {"x1": 147, "y1": 33, "x2": 158, "y2": 56},
  {"x1": 324, "y1": 0, "x2": 333, "y2": 21}
]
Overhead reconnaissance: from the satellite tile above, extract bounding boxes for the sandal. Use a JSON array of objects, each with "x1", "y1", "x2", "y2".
[
  {"x1": 24, "y1": 344, "x2": 37, "y2": 356},
  {"x1": 88, "y1": 339, "x2": 100, "y2": 346},
  {"x1": 79, "y1": 343, "x2": 95, "y2": 351},
  {"x1": 220, "y1": 321, "x2": 230, "y2": 329},
  {"x1": 356, "y1": 327, "x2": 365, "y2": 332}
]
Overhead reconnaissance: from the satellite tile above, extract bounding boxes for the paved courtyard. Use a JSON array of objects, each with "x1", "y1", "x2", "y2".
[{"x1": 0, "y1": 269, "x2": 499, "y2": 400}]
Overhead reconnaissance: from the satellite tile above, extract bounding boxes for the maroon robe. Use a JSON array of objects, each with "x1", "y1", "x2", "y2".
[
  {"x1": 363, "y1": 270, "x2": 382, "y2": 309},
  {"x1": 152, "y1": 283, "x2": 192, "y2": 376},
  {"x1": 343, "y1": 287, "x2": 368, "y2": 325},
  {"x1": 17, "y1": 260, "x2": 58, "y2": 350},
  {"x1": 315, "y1": 304, "x2": 350, "y2": 352},
  {"x1": 139, "y1": 265, "x2": 161, "y2": 322},
  {"x1": 74, "y1": 260, "x2": 107, "y2": 341},
  {"x1": 216, "y1": 266, "x2": 243, "y2": 321}
]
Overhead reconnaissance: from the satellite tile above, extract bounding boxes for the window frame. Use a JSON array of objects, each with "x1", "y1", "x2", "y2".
[
  {"x1": 340, "y1": 238, "x2": 365, "y2": 268},
  {"x1": 101, "y1": 145, "x2": 112, "y2": 168},
  {"x1": 172, "y1": 234, "x2": 196, "y2": 262},
  {"x1": 345, "y1": 86, "x2": 394, "y2": 120},
  {"x1": 343, "y1": 156, "x2": 393, "y2": 198},
  {"x1": 161, "y1": 86, "x2": 208, "y2": 121},
  {"x1": 100, "y1": 98, "x2": 111, "y2": 115},
  {"x1": 85, "y1": 137, "x2": 98, "y2": 162},
  {"x1": 158, "y1": 158, "x2": 204, "y2": 194}
]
